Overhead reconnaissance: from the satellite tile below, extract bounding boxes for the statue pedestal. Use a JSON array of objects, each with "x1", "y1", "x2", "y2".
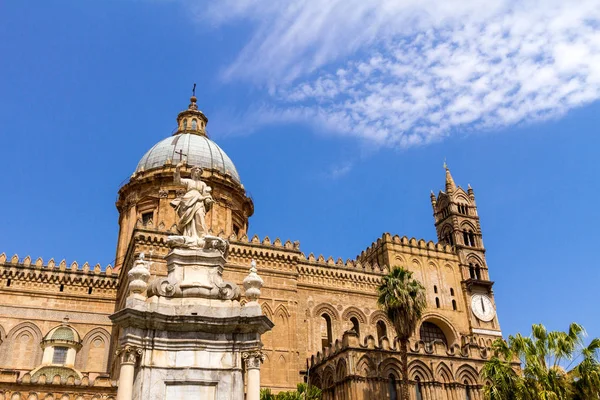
[
  {"x1": 111, "y1": 297, "x2": 272, "y2": 400},
  {"x1": 112, "y1": 245, "x2": 272, "y2": 400}
]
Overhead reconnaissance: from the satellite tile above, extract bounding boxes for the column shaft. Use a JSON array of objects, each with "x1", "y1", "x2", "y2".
[{"x1": 116, "y1": 362, "x2": 135, "y2": 400}]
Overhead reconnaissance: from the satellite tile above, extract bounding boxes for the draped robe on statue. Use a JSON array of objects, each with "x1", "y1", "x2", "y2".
[{"x1": 170, "y1": 179, "x2": 212, "y2": 241}]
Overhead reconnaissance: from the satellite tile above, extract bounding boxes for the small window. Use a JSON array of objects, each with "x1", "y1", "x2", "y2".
[
  {"x1": 59, "y1": 284, "x2": 64, "y2": 292},
  {"x1": 450, "y1": 288, "x2": 455, "y2": 296},
  {"x1": 435, "y1": 297, "x2": 440, "y2": 308},
  {"x1": 183, "y1": 119, "x2": 188, "y2": 129},
  {"x1": 52, "y1": 346, "x2": 69, "y2": 364},
  {"x1": 452, "y1": 300, "x2": 457, "y2": 311},
  {"x1": 233, "y1": 225, "x2": 240, "y2": 236},
  {"x1": 142, "y1": 212, "x2": 153, "y2": 226},
  {"x1": 469, "y1": 264, "x2": 475, "y2": 279},
  {"x1": 475, "y1": 265, "x2": 481, "y2": 280},
  {"x1": 6, "y1": 278, "x2": 11, "y2": 287},
  {"x1": 350, "y1": 317, "x2": 360, "y2": 337},
  {"x1": 192, "y1": 119, "x2": 198, "y2": 129},
  {"x1": 88, "y1": 287, "x2": 93, "y2": 295},
  {"x1": 321, "y1": 314, "x2": 332, "y2": 350},
  {"x1": 415, "y1": 377, "x2": 423, "y2": 400},
  {"x1": 434, "y1": 285, "x2": 438, "y2": 294},
  {"x1": 389, "y1": 374, "x2": 398, "y2": 400},
  {"x1": 463, "y1": 231, "x2": 470, "y2": 246},
  {"x1": 465, "y1": 381, "x2": 472, "y2": 400},
  {"x1": 376, "y1": 321, "x2": 387, "y2": 343}
]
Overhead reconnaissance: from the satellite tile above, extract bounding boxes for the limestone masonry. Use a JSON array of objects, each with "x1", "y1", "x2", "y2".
[{"x1": 0, "y1": 96, "x2": 505, "y2": 400}]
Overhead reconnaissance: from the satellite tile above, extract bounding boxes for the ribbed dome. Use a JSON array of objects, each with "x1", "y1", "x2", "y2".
[
  {"x1": 43, "y1": 325, "x2": 80, "y2": 343},
  {"x1": 136, "y1": 133, "x2": 241, "y2": 183}
]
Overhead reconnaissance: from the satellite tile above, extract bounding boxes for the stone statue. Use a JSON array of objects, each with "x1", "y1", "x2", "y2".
[{"x1": 168, "y1": 163, "x2": 214, "y2": 248}]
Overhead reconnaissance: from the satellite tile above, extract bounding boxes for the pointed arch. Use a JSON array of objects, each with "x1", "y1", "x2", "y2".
[
  {"x1": 380, "y1": 357, "x2": 403, "y2": 380},
  {"x1": 408, "y1": 359, "x2": 434, "y2": 382},
  {"x1": 436, "y1": 362, "x2": 454, "y2": 383},
  {"x1": 272, "y1": 305, "x2": 289, "y2": 349},
  {"x1": 336, "y1": 358, "x2": 348, "y2": 381},
  {"x1": 76, "y1": 327, "x2": 110, "y2": 372},
  {"x1": 260, "y1": 302, "x2": 273, "y2": 319},
  {"x1": 5, "y1": 322, "x2": 43, "y2": 369},
  {"x1": 456, "y1": 364, "x2": 480, "y2": 385},
  {"x1": 322, "y1": 365, "x2": 336, "y2": 388},
  {"x1": 356, "y1": 355, "x2": 377, "y2": 378}
]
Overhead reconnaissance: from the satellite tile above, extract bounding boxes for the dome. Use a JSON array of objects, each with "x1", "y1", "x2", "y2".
[
  {"x1": 136, "y1": 133, "x2": 241, "y2": 183},
  {"x1": 43, "y1": 325, "x2": 81, "y2": 344}
]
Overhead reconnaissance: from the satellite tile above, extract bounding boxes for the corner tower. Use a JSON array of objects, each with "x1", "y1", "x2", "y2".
[
  {"x1": 114, "y1": 95, "x2": 254, "y2": 273},
  {"x1": 431, "y1": 165, "x2": 502, "y2": 339}
]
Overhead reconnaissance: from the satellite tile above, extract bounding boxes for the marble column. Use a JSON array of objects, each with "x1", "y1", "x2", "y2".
[
  {"x1": 243, "y1": 350, "x2": 265, "y2": 400},
  {"x1": 116, "y1": 346, "x2": 141, "y2": 400}
]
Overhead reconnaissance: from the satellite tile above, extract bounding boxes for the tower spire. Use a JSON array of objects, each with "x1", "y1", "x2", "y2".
[{"x1": 444, "y1": 162, "x2": 456, "y2": 192}]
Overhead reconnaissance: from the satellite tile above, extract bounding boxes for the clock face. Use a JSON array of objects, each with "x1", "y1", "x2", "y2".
[{"x1": 471, "y1": 294, "x2": 495, "y2": 322}]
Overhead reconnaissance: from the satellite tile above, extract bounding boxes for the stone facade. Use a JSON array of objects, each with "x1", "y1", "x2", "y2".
[{"x1": 0, "y1": 97, "x2": 505, "y2": 399}]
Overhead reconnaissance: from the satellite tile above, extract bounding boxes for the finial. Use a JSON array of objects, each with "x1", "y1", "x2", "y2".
[
  {"x1": 243, "y1": 259, "x2": 263, "y2": 304},
  {"x1": 443, "y1": 158, "x2": 448, "y2": 170},
  {"x1": 189, "y1": 83, "x2": 198, "y2": 110}
]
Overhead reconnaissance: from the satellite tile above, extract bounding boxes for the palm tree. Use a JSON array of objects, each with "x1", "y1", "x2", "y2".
[
  {"x1": 483, "y1": 323, "x2": 600, "y2": 400},
  {"x1": 377, "y1": 267, "x2": 426, "y2": 400}
]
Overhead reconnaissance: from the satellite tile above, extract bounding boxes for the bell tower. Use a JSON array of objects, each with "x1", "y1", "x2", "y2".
[{"x1": 430, "y1": 164, "x2": 502, "y2": 339}]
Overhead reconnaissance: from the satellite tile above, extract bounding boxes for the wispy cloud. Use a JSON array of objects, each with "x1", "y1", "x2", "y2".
[
  {"x1": 203, "y1": 0, "x2": 600, "y2": 147},
  {"x1": 323, "y1": 162, "x2": 353, "y2": 180}
]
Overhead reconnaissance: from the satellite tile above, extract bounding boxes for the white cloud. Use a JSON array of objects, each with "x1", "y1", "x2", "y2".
[{"x1": 203, "y1": 0, "x2": 600, "y2": 147}]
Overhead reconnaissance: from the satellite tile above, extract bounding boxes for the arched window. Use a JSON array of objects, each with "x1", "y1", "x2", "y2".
[
  {"x1": 376, "y1": 321, "x2": 387, "y2": 343},
  {"x1": 183, "y1": 119, "x2": 188, "y2": 129},
  {"x1": 475, "y1": 265, "x2": 481, "y2": 280},
  {"x1": 452, "y1": 300, "x2": 457, "y2": 311},
  {"x1": 419, "y1": 322, "x2": 447, "y2": 345},
  {"x1": 350, "y1": 317, "x2": 360, "y2": 337},
  {"x1": 463, "y1": 231, "x2": 470, "y2": 246},
  {"x1": 465, "y1": 380, "x2": 472, "y2": 400},
  {"x1": 388, "y1": 374, "x2": 398, "y2": 400},
  {"x1": 469, "y1": 264, "x2": 475, "y2": 279},
  {"x1": 192, "y1": 119, "x2": 198, "y2": 129},
  {"x1": 450, "y1": 288, "x2": 455, "y2": 296},
  {"x1": 415, "y1": 377, "x2": 423, "y2": 400},
  {"x1": 321, "y1": 314, "x2": 333, "y2": 350},
  {"x1": 469, "y1": 231, "x2": 476, "y2": 247},
  {"x1": 435, "y1": 297, "x2": 440, "y2": 308}
]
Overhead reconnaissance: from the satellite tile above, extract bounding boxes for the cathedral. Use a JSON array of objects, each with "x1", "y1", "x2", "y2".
[{"x1": 0, "y1": 96, "x2": 504, "y2": 399}]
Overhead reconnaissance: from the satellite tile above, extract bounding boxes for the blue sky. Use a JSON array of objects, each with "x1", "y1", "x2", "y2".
[{"x1": 1, "y1": 1, "x2": 599, "y2": 343}]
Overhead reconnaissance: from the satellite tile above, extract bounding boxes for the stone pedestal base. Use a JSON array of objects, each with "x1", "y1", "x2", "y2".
[{"x1": 110, "y1": 296, "x2": 273, "y2": 400}]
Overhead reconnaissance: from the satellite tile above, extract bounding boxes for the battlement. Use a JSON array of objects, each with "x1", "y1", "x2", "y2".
[
  {"x1": 357, "y1": 232, "x2": 454, "y2": 262},
  {"x1": 309, "y1": 330, "x2": 493, "y2": 369},
  {"x1": 0, "y1": 370, "x2": 117, "y2": 398},
  {"x1": 0, "y1": 252, "x2": 118, "y2": 289}
]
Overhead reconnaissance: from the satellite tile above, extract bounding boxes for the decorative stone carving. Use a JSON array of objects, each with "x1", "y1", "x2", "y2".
[
  {"x1": 116, "y1": 345, "x2": 142, "y2": 365},
  {"x1": 243, "y1": 260, "x2": 263, "y2": 303},
  {"x1": 128, "y1": 253, "x2": 150, "y2": 297},
  {"x1": 242, "y1": 350, "x2": 265, "y2": 370}
]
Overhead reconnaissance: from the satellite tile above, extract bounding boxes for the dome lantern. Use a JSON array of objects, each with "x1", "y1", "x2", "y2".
[{"x1": 175, "y1": 85, "x2": 208, "y2": 136}]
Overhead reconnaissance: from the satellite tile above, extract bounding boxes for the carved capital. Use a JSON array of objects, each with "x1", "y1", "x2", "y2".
[
  {"x1": 116, "y1": 345, "x2": 142, "y2": 365},
  {"x1": 242, "y1": 350, "x2": 265, "y2": 370}
]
